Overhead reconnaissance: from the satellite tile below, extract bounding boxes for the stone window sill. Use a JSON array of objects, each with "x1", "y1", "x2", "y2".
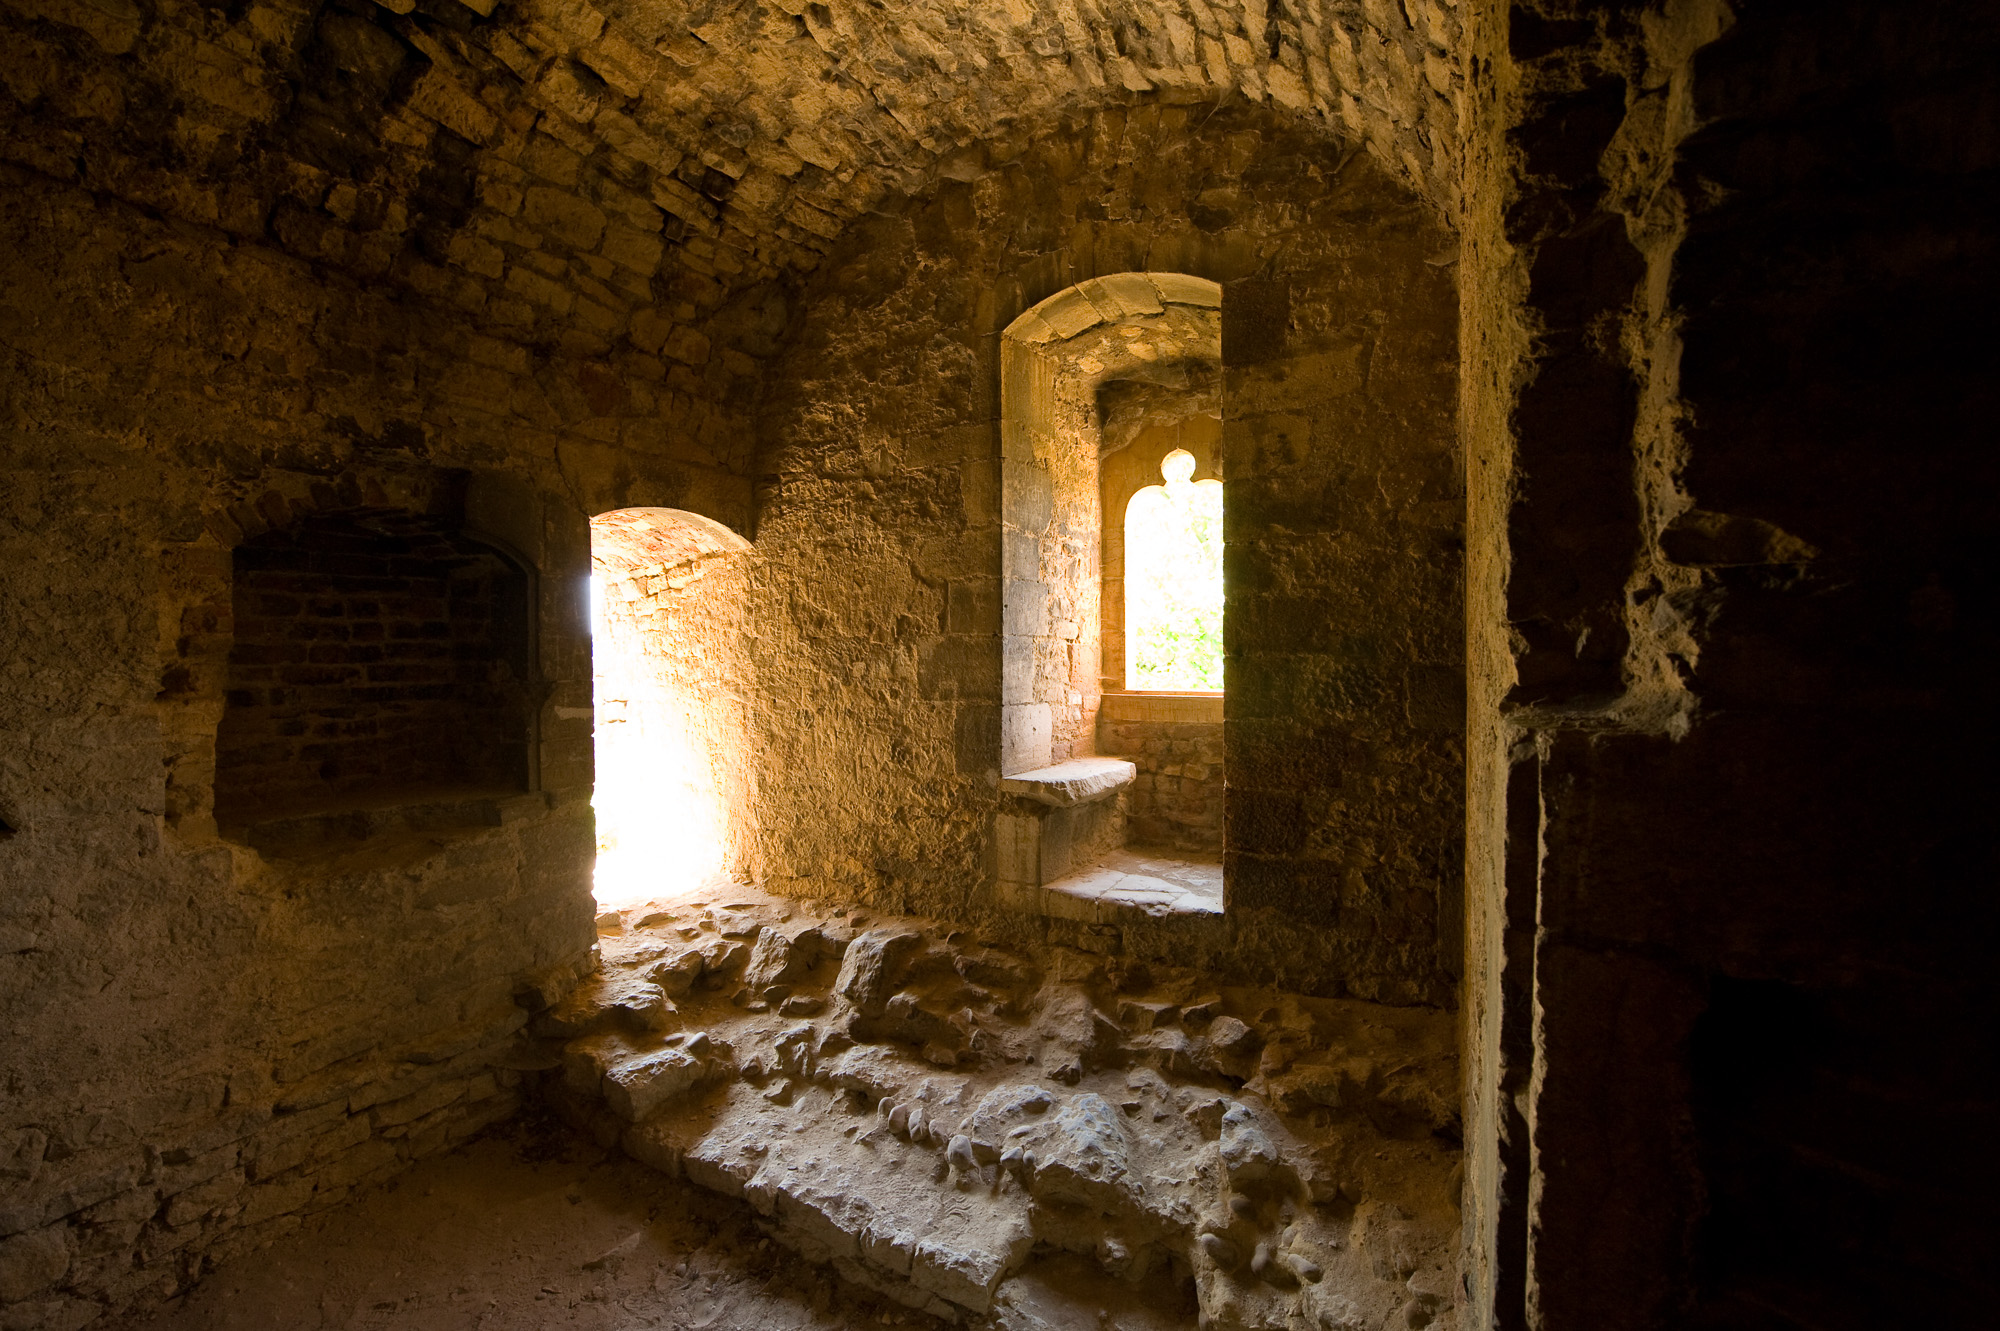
[
  {"x1": 1099, "y1": 691, "x2": 1223, "y2": 724},
  {"x1": 1040, "y1": 847, "x2": 1223, "y2": 921}
]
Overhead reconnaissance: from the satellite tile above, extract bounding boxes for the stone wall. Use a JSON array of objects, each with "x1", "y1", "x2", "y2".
[
  {"x1": 0, "y1": 0, "x2": 789, "y2": 472},
  {"x1": 0, "y1": 164, "x2": 706, "y2": 1323},
  {"x1": 0, "y1": 1, "x2": 1983, "y2": 1327},
  {"x1": 1000, "y1": 285, "x2": 1223, "y2": 774},
  {"x1": 1457, "y1": 2, "x2": 2000, "y2": 1326},
  {"x1": 1099, "y1": 709, "x2": 1226, "y2": 854},
  {"x1": 0, "y1": 85, "x2": 1461, "y2": 1331},
  {"x1": 0, "y1": 0, "x2": 1466, "y2": 349},
  {"x1": 751, "y1": 102, "x2": 1461, "y2": 1005}
]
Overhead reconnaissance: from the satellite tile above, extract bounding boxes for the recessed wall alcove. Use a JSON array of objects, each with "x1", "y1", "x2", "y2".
[
  {"x1": 737, "y1": 103, "x2": 1464, "y2": 1000},
  {"x1": 997, "y1": 273, "x2": 1227, "y2": 920},
  {"x1": 214, "y1": 508, "x2": 537, "y2": 853}
]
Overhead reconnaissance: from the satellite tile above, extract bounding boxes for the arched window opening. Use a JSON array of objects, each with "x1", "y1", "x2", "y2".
[
  {"x1": 588, "y1": 508, "x2": 754, "y2": 910},
  {"x1": 1125, "y1": 448, "x2": 1224, "y2": 692},
  {"x1": 1098, "y1": 390, "x2": 1226, "y2": 857},
  {"x1": 215, "y1": 509, "x2": 533, "y2": 843},
  {"x1": 997, "y1": 274, "x2": 1225, "y2": 916}
]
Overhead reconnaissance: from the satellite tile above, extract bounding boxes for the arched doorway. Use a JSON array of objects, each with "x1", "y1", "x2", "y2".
[{"x1": 588, "y1": 508, "x2": 753, "y2": 908}]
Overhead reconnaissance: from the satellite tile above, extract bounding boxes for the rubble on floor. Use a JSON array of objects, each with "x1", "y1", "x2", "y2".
[{"x1": 534, "y1": 887, "x2": 1463, "y2": 1331}]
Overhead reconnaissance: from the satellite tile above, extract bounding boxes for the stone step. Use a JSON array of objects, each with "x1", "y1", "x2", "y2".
[
  {"x1": 678, "y1": 1081, "x2": 1034, "y2": 1318},
  {"x1": 534, "y1": 887, "x2": 1464, "y2": 1331}
]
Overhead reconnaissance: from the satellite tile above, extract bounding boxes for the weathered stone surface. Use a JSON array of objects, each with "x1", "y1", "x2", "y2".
[
  {"x1": 0, "y1": 1132, "x2": 45, "y2": 1190},
  {"x1": 1218, "y1": 1103, "x2": 1283, "y2": 1188},
  {"x1": 1208, "y1": 1016, "x2": 1260, "y2": 1057},
  {"x1": 741, "y1": 925, "x2": 833, "y2": 997},
  {"x1": 696, "y1": 940, "x2": 750, "y2": 978},
  {"x1": 820, "y1": 1046, "x2": 920, "y2": 1101},
  {"x1": 0, "y1": 1227, "x2": 70, "y2": 1303},
  {"x1": 548, "y1": 886, "x2": 1461, "y2": 1331},
  {"x1": 1028, "y1": 1094, "x2": 1135, "y2": 1211},
  {"x1": 647, "y1": 948, "x2": 705, "y2": 998},
  {"x1": 833, "y1": 929, "x2": 924, "y2": 1018},
  {"x1": 997, "y1": 757, "x2": 1137, "y2": 807},
  {"x1": 551, "y1": 972, "x2": 672, "y2": 1033},
  {"x1": 602, "y1": 1047, "x2": 704, "y2": 1121},
  {"x1": 1032, "y1": 985, "x2": 1124, "y2": 1072},
  {"x1": 967, "y1": 1084, "x2": 1057, "y2": 1144}
]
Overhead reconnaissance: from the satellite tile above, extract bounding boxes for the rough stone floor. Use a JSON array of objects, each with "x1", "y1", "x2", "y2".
[
  {"x1": 544, "y1": 886, "x2": 1461, "y2": 1331},
  {"x1": 105, "y1": 1118, "x2": 947, "y2": 1331},
  {"x1": 108, "y1": 884, "x2": 1461, "y2": 1331}
]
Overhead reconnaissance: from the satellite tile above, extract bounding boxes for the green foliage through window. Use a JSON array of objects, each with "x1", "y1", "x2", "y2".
[{"x1": 1126, "y1": 450, "x2": 1223, "y2": 691}]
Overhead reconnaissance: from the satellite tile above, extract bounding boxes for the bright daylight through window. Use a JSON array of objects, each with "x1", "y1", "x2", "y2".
[
  {"x1": 587, "y1": 509, "x2": 753, "y2": 910},
  {"x1": 1125, "y1": 448, "x2": 1223, "y2": 691}
]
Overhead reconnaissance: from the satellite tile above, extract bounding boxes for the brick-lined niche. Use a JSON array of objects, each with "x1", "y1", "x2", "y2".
[{"x1": 215, "y1": 510, "x2": 533, "y2": 829}]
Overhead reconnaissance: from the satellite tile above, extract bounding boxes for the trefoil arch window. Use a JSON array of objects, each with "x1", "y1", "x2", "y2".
[{"x1": 1124, "y1": 448, "x2": 1223, "y2": 693}]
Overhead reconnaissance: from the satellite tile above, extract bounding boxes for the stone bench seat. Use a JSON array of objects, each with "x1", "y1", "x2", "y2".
[{"x1": 997, "y1": 756, "x2": 1137, "y2": 807}]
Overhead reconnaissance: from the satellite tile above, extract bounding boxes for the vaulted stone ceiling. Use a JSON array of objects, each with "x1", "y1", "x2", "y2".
[{"x1": 0, "y1": 0, "x2": 1460, "y2": 366}]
